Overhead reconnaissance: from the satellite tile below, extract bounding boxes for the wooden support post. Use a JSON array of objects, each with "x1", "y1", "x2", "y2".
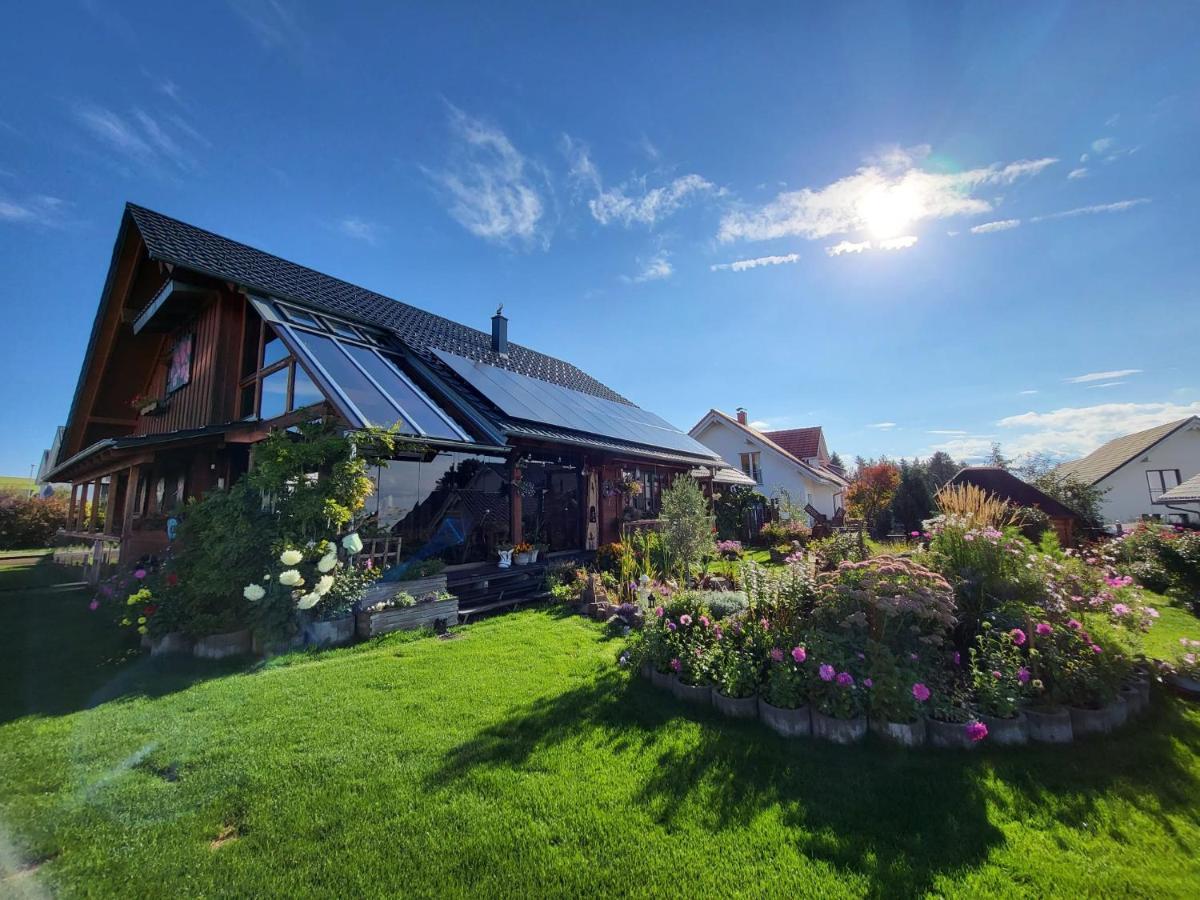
[
  {"x1": 66, "y1": 483, "x2": 78, "y2": 531},
  {"x1": 510, "y1": 461, "x2": 523, "y2": 546},
  {"x1": 88, "y1": 479, "x2": 102, "y2": 532},
  {"x1": 104, "y1": 474, "x2": 120, "y2": 537}
]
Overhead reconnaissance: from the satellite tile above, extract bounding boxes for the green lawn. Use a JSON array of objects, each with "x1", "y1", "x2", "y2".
[
  {"x1": 2, "y1": 565, "x2": 1200, "y2": 897},
  {"x1": 0, "y1": 475, "x2": 36, "y2": 495}
]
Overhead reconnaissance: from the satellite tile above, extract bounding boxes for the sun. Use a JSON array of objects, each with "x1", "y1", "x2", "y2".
[{"x1": 857, "y1": 183, "x2": 924, "y2": 239}]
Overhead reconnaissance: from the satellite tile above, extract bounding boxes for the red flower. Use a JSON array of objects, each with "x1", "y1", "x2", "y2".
[
  {"x1": 166, "y1": 572, "x2": 179, "y2": 587},
  {"x1": 144, "y1": 605, "x2": 158, "y2": 616}
]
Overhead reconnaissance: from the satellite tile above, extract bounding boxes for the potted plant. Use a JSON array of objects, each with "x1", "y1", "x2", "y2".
[
  {"x1": 711, "y1": 645, "x2": 759, "y2": 720},
  {"x1": 968, "y1": 624, "x2": 1030, "y2": 746},
  {"x1": 513, "y1": 542, "x2": 533, "y2": 565},
  {"x1": 1163, "y1": 638, "x2": 1200, "y2": 698},
  {"x1": 530, "y1": 543, "x2": 544, "y2": 564},
  {"x1": 1023, "y1": 623, "x2": 1075, "y2": 743},
  {"x1": 924, "y1": 680, "x2": 985, "y2": 749},
  {"x1": 810, "y1": 660, "x2": 867, "y2": 744},
  {"x1": 667, "y1": 610, "x2": 712, "y2": 706},
  {"x1": 867, "y1": 653, "x2": 926, "y2": 748},
  {"x1": 304, "y1": 555, "x2": 374, "y2": 648},
  {"x1": 759, "y1": 645, "x2": 812, "y2": 737},
  {"x1": 129, "y1": 392, "x2": 168, "y2": 417},
  {"x1": 645, "y1": 607, "x2": 676, "y2": 689},
  {"x1": 356, "y1": 588, "x2": 458, "y2": 638},
  {"x1": 497, "y1": 543, "x2": 513, "y2": 568}
]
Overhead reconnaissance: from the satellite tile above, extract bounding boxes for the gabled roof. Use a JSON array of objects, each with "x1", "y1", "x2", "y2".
[
  {"x1": 689, "y1": 409, "x2": 846, "y2": 487},
  {"x1": 1055, "y1": 416, "x2": 1200, "y2": 486},
  {"x1": 1154, "y1": 472, "x2": 1200, "y2": 505},
  {"x1": 762, "y1": 426, "x2": 822, "y2": 460},
  {"x1": 950, "y1": 466, "x2": 1081, "y2": 521},
  {"x1": 126, "y1": 204, "x2": 629, "y2": 404}
]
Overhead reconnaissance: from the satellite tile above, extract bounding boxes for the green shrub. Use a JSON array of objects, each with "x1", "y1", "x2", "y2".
[
  {"x1": 0, "y1": 493, "x2": 67, "y2": 549},
  {"x1": 809, "y1": 532, "x2": 866, "y2": 571},
  {"x1": 698, "y1": 590, "x2": 748, "y2": 619}
]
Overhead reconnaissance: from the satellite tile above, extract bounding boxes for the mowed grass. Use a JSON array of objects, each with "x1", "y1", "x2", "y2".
[{"x1": 2, "y1": 567, "x2": 1200, "y2": 897}]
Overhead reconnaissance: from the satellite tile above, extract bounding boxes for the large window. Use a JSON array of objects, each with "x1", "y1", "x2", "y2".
[
  {"x1": 740, "y1": 451, "x2": 763, "y2": 484},
  {"x1": 519, "y1": 459, "x2": 582, "y2": 551},
  {"x1": 1146, "y1": 469, "x2": 1182, "y2": 503},
  {"x1": 240, "y1": 306, "x2": 325, "y2": 420},
  {"x1": 366, "y1": 452, "x2": 511, "y2": 565}
]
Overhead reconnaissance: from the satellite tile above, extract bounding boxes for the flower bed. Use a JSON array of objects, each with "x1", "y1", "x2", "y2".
[{"x1": 618, "y1": 519, "x2": 1165, "y2": 750}]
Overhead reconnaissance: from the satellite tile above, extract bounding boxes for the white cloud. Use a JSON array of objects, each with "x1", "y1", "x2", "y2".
[
  {"x1": 997, "y1": 400, "x2": 1200, "y2": 458},
  {"x1": 748, "y1": 420, "x2": 771, "y2": 430},
  {"x1": 1091, "y1": 137, "x2": 1115, "y2": 154},
  {"x1": 1031, "y1": 198, "x2": 1150, "y2": 223},
  {"x1": 1019, "y1": 389, "x2": 1039, "y2": 395},
  {"x1": 1105, "y1": 114, "x2": 1120, "y2": 127},
  {"x1": 878, "y1": 235, "x2": 918, "y2": 250},
  {"x1": 928, "y1": 436, "x2": 998, "y2": 461},
  {"x1": 1068, "y1": 167, "x2": 1088, "y2": 180},
  {"x1": 969, "y1": 219, "x2": 1019, "y2": 234},
  {"x1": 826, "y1": 240, "x2": 871, "y2": 256},
  {"x1": 1086, "y1": 381, "x2": 1126, "y2": 389},
  {"x1": 1065, "y1": 369, "x2": 1142, "y2": 383},
  {"x1": 868, "y1": 422, "x2": 897, "y2": 430},
  {"x1": 227, "y1": 0, "x2": 309, "y2": 50},
  {"x1": 427, "y1": 105, "x2": 547, "y2": 249},
  {"x1": 0, "y1": 194, "x2": 69, "y2": 228},
  {"x1": 710, "y1": 253, "x2": 799, "y2": 272},
  {"x1": 337, "y1": 216, "x2": 381, "y2": 245},
  {"x1": 591, "y1": 173, "x2": 719, "y2": 228},
  {"x1": 74, "y1": 103, "x2": 204, "y2": 172},
  {"x1": 75, "y1": 105, "x2": 153, "y2": 160},
  {"x1": 624, "y1": 251, "x2": 673, "y2": 283},
  {"x1": 928, "y1": 429, "x2": 967, "y2": 435},
  {"x1": 718, "y1": 147, "x2": 1056, "y2": 243}
]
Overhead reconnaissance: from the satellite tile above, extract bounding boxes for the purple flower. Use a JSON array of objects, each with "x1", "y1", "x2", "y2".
[
  {"x1": 965, "y1": 720, "x2": 989, "y2": 742},
  {"x1": 863, "y1": 678, "x2": 874, "y2": 688},
  {"x1": 770, "y1": 647, "x2": 784, "y2": 662},
  {"x1": 1017, "y1": 666, "x2": 1031, "y2": 684},
  {"x1": 1035, "y1": 622, "x2": 1052, "y2": 636},
  {"x1": 1067, "y1": 618, "x2": 1082, "y2": 630},
  {"x1": 713, "y1": 626, "x2": 724, "y2": 641},
  {"x1": 910, "y1": 531, "x2": 920, "y2": 537},
  {"x1": 991, "y1": 670, "x2": 1002, "y2": 680},
  {"x1": 909, "y1": 652, "x2": 919, "y2": 662},
  {"x1": 666, "y1": 621, "x2": 677, "y2": 632},
  {"x1": 134, "y1": 568, "x2": 147, "y2": 580},
  {"x1": 1091, "y1": 644, "x2": 1103, "y2": 655},
  {"x1": 953, "y1": 651, "x2": 961, "y2": 666},
  {"x1": 835, "y1": 672, "x2": 854, "y2": 687},
  {"x1": 88, "y1": 599, "x2": 99, "y2": 611},
  {"x1": 1010, "y1": 628, "x2": 1027, "y2": 647},
  {"x1": 818, "y1": 664, "x2": 835, "y2": 682},
  {"x1": 680, "y1": 614, "x2": 692, "y2": 627},
  {"x1": 791, "y1": 646, "x2": 807, "y2": 664},
  {"x1": 912, "y1": 682, "x2": 931, "y2": 702},
  {"x1": 670, "y1": 658, "x2": 681, "y2": 673},
  {"x1": 654, "y1": 606, "x2": 664, "y2": 618},
  {"x1": 1111, "y1": 603, "x2": 1130, "y2": 617}
]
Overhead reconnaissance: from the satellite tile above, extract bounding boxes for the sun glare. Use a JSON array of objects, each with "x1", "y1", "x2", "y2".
[{"x1": 858, "y1": 183, "x2": 923, "y2": 239}]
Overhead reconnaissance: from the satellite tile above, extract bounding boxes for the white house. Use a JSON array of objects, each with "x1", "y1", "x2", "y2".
[
  {"x1": 688, "y1": 408, "x2": 848, "y2": 519},
  {"x1": 1056, "y1": 415, "x2": 1200, "y2": 526}
]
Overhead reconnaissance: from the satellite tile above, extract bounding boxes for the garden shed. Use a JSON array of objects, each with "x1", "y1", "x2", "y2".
[{"x1": 948, "y1": 466, "x2": 1083, "y2": 546}]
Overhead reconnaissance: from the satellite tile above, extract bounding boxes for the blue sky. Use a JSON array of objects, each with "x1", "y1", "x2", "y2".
[{"x1": 2, "y1": 1, "x2": 1199, "y2": 477}]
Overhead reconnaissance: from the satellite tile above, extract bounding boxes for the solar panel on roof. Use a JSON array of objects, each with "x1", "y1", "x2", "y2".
[{"x1": 433, "y1": 349, "x2": 718, "y2": 459}]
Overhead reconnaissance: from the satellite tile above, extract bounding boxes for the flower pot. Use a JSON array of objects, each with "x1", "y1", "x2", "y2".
[
  {"x1": 873, "y1": 718, "x2": 925, "y2": 748},
  {"x1": 925, "y1": 717, "x2": 976, "y2": 750},
  {"x1": 671, "y1": 676, "x2": 711, "y2": 707},
  {"x1": 1166, "y1": 672, "x2": 1200, "y2": 698},
  {"x1": 811, "y1": 710, "x2": 867, "y2": 744},
  {"x1": 304, "y1": 616, "x2": 355, "y2": 648},
  {"x1": 981, "y1": 711, "x2": 1029, "y2": 746},
  {"x1": 1068, "y1": 704, "x2": 1112, "y2": 737},
  {"x1": 193, "y1": 628, "x2": 252, "y2": 660},
  {"x1": 497, "y1": 549, "x2": 513, "y2": 569},
  {"x1": 1105, "y1": 695, "x2": 1129, "y2": 731},
  {"x1": 514, "y1": 552, "x2": 531, "y2": 566},
  {"x1": 529, "y1": 548, "x2": 540, "y2": 563},
  {"x1": 650, "y1": 668, "x2": 674, "y2": 691},
  {"x1": 149, "y1": 632, "x2": 192, "y2": 656},
  {"x1": 640, "y1": 661, "x2": 653, "y2": 680},
  {"x1": 1119, "y1": 683, "x2": 1143, "y2": 719},
  {"x1": 1025, "y1": 706, "x2": 1073, "y2": 744},
  {"x1": 713, "y1": 691, "x2": 758, "y2": 720},
  {"x1": 1131, "y1": 675, "x2": 1151, "y2": 711},
  {"x1": 758, "y1": 698, "x2": 811, "y2": 738}
]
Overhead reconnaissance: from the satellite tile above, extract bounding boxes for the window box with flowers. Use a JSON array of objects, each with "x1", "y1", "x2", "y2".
[{"x1": 130, "y1": 393, "x2": 169, "y2": 417}]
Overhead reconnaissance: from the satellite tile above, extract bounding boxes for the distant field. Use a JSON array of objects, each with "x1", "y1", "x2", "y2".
[{"x1": 0, "y1": 476, "x2": 36, "y2": 495}]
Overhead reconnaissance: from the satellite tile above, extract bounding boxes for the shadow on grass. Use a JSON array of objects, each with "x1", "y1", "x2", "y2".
[{"x1": 427, "y1": 668, "x2": 1200, "y2": 895}]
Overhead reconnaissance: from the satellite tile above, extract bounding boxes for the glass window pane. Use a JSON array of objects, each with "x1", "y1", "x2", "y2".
[
  {"x1": 242, "y1": 311, "x2": 263, "y2": 376},
  {"x1": 291, "y1": 330, "x2": 410, "y2": 429},
  {"x1": 240, "y1": 384, "x2": 256, "y2": 418},
  {"x1": 323, "y1": 317, "x2": 360, "y2": 340},
  {"x1": 291, "y1": 363, "x2": 324, "y2": 411},
  {"x1": 343, "y1": 344, "x2": 461, "y2": 439},
  {"x1": 262, "y1": 326, "x2": 288, "y2": 368},
  {"x1": 281, "y1": 305, "x2": 323, "y2": 329},
  {"x1": 261, "y1": 367, "x2": 289, "y2": 420}
]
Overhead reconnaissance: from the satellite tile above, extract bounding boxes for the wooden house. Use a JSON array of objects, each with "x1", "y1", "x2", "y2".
[{"x1": 46, "y1": 205, "x2": 727, "y2": 585}]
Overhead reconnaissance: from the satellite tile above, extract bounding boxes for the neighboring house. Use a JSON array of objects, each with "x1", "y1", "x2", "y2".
[
  {"x1": 46, "y1": 204, "x2": 728, "y2": 569},
  {"x1": 1056, "y1": 416, "x2": 1200, "y2": 526},
  {"x1": 1151, "y1": 472, "x2": 1200, "y2": 524},
  {"x1": 949, "y1": 466, "x2": 1084, "y2": 546},
  {"x1": 688, "y1": 408, "x2": 848, "y2": 519}
]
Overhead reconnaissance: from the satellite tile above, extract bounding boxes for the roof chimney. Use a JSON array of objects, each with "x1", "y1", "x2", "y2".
[
  {"x1": 491, "y1": 304, "x2": 508, "y2": 355},
  {"x1": 736, "y1": 407, "x2": 747, "y2": 425}
]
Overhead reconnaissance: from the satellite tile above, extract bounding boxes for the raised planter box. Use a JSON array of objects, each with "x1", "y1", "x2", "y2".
[
  {"x1": 149, "y1": 632, "x2": 192, "y2": 657},
  {"x1": 671, "y1": 676, "x2": 711, "y2": 707},
  {"x1": 873, "y1": 718, "x2": 925, "y2": 748},
  {"x1": 356, "y1": 596, "x2": 459, "y2": 638},
  {"x1": 925, "y1": 717, "x2": 976, "y2": 750},
  {"x1": 1025, "y1": 706, "x2": 1073, "y2": 744},
  {"x1": 252, "y1": 631, "x2": 305, "y2": 657},
  {"x1": 713, "y1": 691, "x2": 758, "y2": 720},
  {"x1": 650, "y1": 668, "x2": 674, "y2": 691},
  {"x1": 759, "y1": 698, "x2": 811, "y2": 737},
  {"x1": 304, "y1": 616, "x2": 355, "y2": 648},
  {"x1": 811, "y1": 710, "x2": 867, "y2": 744},
  {"x1": 360, "y1": 574, "x2": 448, "y2": 607},
  {"x1": 980, "y1": 711, "x2": 1029, "y2": 746},
  {"x1": 193, "y1": 629, "x2": 252, "y2": 660},
  {"x1": 1068, "y1": 703, "x2": 1114, "y2": 737}
]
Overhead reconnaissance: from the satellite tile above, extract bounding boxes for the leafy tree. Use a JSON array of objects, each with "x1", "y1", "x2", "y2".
[
  {"x1": 891, "y1": 459, "x2": 935, "y2": 533},
  {"x1": 1016, "y1": 453, "x2": 1108, "y2": 527},
  {"x1": 847, "y1": 462, "x2": 901, "y2": 546},
  {"x1": 659, "y1": 475, "x2": 715, "y2": 581},
  {"x1": 926, "y1": 451, "x2": 959, "y2": 488},
  {"x1": 986, "y1": 442, "x2": 1011, "y2": 470},
  {"x1": 829, "y1": 451, "x2": 846, "y2": 473},
  {"x1": 713, "y1": 485, "x2": 767, "y2": 540}
]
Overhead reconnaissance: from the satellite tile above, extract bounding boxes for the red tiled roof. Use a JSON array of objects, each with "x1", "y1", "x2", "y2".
[{"x1": 762, "y1": 427, "x2": 822, "y2": 460}]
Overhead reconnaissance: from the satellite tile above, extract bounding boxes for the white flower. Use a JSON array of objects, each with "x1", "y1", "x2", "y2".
[
  {"x1": 279, "y1": 549, "x2": 303, "y2": 566},
  {"x1": 315, "y1": 574, "x2": 335, "y2": 596},
  {"x1": 317, "y1": 553, "x2": 337, "y2": 573},
  {"x1": 243, "y1": 584, "x2": 266, "y2": 602},
  {"x1": 342, "y1": 532, "x2": 363, "y2": 554},
  {"x1": 278, "y1": 569, "x2": 304, "y2": 587},
  {"x1": 296, "y1": 592, "x2": 320, "y2": 610}
]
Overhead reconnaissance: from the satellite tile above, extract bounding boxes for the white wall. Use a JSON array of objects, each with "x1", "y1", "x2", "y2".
[
  {"x1": 1096, "y1": 423, "x2": 1200, "y2": 524},
  {"x1": 692, "y1": 419, "x2": 839, "y2": 518}
]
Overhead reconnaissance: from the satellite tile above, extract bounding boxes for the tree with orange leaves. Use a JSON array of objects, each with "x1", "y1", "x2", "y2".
[{"x1": 847, "y1": 462, "x2": 901, "y2": 548}]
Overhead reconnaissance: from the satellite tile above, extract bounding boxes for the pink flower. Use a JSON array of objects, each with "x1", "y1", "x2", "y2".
[
  {"x1": 863, "y1": 678, "x2": 874, "y2": 688},
  {"x1": 1067, "y1": 618, "x2": 1082, "y2": 630},
  {"x1": 818, "y1": 664, "x2": 835, "y2": 682},
  {"x1": 1091, "y1": 644, "x2": 1103, "y2": 655},
  {"x1": 952, "y1": 652, "x2": 961, "y2": 666},
  {"x1": 1017, "y1": 667, "x2": 1031, "y2": 684},
  {"x1": 133, "y1": 568, "x2": 147, "y2": 580},
  {"x1": 1146, "y1": 607, "x2": 1159, "y2": 619},
  {"x1": 759, "y1": 618, "x2": 770, "y2": 631},
  {"x1": 1010, "y1": 628, "x2": 1027, "y2": 646},
  {"x1": 1035, "y1": 622, "x2": 1052, "y2": 636},
  {"x1": 713, "y1": 626, "x2": 724, "y2": 641},
  {"x1": 991, "y1": 670, "x2": 1002, "y2": 680},
  {"x1": 770, "y1": 647, "x2": 784, "y2": 662},
  {"x1": 654, "y1": 606, "x2": 664, "y2": 618},
  {"x1": 88, "y1": 599, "x2": 99, "y2": 611},
  {"x1": 698, "y1": 616, "x2": 710, "y2": 628},
  {"x1": 791, "y1": 646, "x2": 807, "y2": 663},
  {"x1": 910, "y1": 531, "x2": 920, "y2": 537},
  {"x1": 965, "y1": 721, "x2": 989, "y2": 742},
  {"x1": 1111, "y1": 603, "x2": 1130, "y2": 617},
  {"x1": 669, "y1": 658, "x2": 681, "y2": 673},
  {"x1": 909, "y1": 652, "x2": 919, "y2": 662},
  {"x1": 912, "y1": 682, "x2": 931, "y2": 702},
  {"x1": 680, "y1": 614, "x2": 692, "y2": 627},
  {"x1": 964, "y1": 533, "x2": 976, "y2": 542},
  {"x1": 835, "y1": 672, "x2": 854, "y2": 687}
]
